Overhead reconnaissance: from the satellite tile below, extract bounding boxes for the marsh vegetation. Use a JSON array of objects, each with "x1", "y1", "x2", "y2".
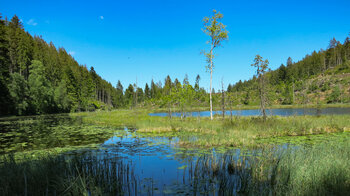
[{"x1": 0, "y1": 111, "x2": 349, "y2": 195}]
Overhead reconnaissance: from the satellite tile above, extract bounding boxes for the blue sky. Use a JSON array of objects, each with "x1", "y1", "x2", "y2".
[{"x1": 1, "y1": 0, "x2": 350, "y2": 91}]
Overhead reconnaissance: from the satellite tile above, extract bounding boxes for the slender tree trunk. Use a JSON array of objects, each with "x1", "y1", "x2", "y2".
[
  {"x1": 102, "y1": 89, "x2": 104, "y2": 103},
  {"x1": 230, "y1": 99, "x2": 233, "y2": 123},
  {"x1": 292, "y1": 82, "x2": 295, "y2": 104},
  {"x1": 98, "y1": 89, "x2": 100, "y2": 102},
  {"x1": 221, "y1": 79, "x2": 225, "y2": 120},
  {"x1": 168, "y1": 103, "x2": 172, "y2": 119},
  {"x1": 181, "y1": 106, "x2": 184, "y2": 120},
  {"x1": 197, "y1": 99, "x2": 201, "y2": 122},
  {"x1": 259, "y1": 76, "x2": 266, "y2": 121},
  {"x1": 209, "y1": 47, "x2": 213, "y2": 120}
]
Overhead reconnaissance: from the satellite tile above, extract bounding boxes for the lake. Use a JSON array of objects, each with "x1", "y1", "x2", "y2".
[
  {"x1": 0, "y1": 115, "x2": 258, "y2": 194},
  {"x1": 149, "y1": 107, "x2": 350, "y2": 117},
  {"x1": 0, "y1": 114, "x2": 349, "y2": 195}
]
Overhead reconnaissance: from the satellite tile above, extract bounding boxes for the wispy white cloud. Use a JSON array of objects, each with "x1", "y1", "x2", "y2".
[
  {"x1": 99, "y1": 16, "x2": 104, "y2": 20},
  {"x1": 68, "y1": 51, "x2": 76, "y2": 56},
  {"x1": 27, "y1": 19, "x2": 38, "y2": 26}
]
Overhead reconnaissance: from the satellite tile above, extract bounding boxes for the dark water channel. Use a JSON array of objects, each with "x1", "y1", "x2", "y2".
[
  {"x1": 149, "y1": 107, "x2": 350, "y2": 117},
  {"x1": 93, "y1": 128, "x2": 253, "y2": 194}
]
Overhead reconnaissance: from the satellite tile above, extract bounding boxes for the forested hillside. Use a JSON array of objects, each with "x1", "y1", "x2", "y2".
[
  {"x1": 0, "y1": 14, "x2": 207, "y2": 116},
  {"x1": 1, "y1": 14, "x2": 349, "y2": 116},
  {"x1": 0, "y1": 15, "x2": 120, "y2": 115},
  {"x1": 227, "y1": 36, "x2": 350, "y2": 105}
]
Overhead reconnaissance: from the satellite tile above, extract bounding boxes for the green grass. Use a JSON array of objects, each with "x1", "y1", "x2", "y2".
[
  {"x1": 183, "y1": 138, "x2": 350, "y2": 195},
  {"x1": 72, "y1": 109, "x2": 350, "y2": 148},
  {"x1": 248, "y1": 138, "x2": 350, "y2": 195},
  {"x1": 0, "y1": 153, "x2": 137, "y2": 195}
]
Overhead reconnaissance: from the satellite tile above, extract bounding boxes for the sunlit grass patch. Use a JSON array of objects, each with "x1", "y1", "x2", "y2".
[{"x1": 73, "y1": 109, "x2": 350, "y2": 148}]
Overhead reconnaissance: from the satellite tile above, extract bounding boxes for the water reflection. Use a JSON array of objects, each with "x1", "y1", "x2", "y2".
[
  {"x1": 82, "y1": 128, "x2": 262, "y2": 195},
  {"x1": 149, "y1": 107, "x2": 350, "y2": 117}
]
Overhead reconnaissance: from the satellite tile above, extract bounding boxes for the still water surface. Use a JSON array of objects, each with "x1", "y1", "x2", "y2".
[{"x1": 149, "y1": 107, "x2": 350, "y2": 117}]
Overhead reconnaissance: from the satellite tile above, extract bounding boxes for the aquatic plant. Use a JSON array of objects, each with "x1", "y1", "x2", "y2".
[{"x1": 0, "y1": 152, "x2": 138, "y2": 195}]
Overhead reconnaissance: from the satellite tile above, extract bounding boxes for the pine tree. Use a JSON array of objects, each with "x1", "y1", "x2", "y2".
[
  {"x1": 124, "y1": 84, "x2": 134, "y2": 108},
  {"x1": 144, "y1": 83, "x2": 150, "y2": 100},
  {"x1": 195, "y1": 74, "x2": 200, "y2": 91},
  {"x1": 116, "y1": 80, "x2": 124, "y2": 108},
  {"x1": 17, "y1": 31, "x2": 33, "y2": 79},
  {"x1": 150, "y1": 79, "x2": 157, "y2": 99},
  {"x1": 287, "y1": 57, "x2": 293, "y2": 67},
  {"x1": 7, "y1": 15, "x2": 23, "y2": 73}
]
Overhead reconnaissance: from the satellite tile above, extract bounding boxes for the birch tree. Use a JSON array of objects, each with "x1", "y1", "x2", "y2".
[{"x1": 202, "y1": 10, "x2": 228, "y2": 120}]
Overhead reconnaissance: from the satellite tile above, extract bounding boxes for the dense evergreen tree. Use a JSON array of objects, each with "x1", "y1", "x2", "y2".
[
  {"x1": 115, "y1": 80, "x2": 124, "y2": 108},
  {"x1": 287, "y1": 57, "x2": 293, "y2": 67},
  {"x1": 124, "y1": 84, "x2": 134, "y2": 108},
  {"x1": 144, "y1": 83, "x2": 150, "y2": 100},
  {"x1": 195, "y1": 74, "x2": 200, "y2": 91},
  {"x1": 136, "y1": 87, "x2": 144, "y2": 104},
  {"x1": 150, "y1": 79, "x2": 157, "y2": 99}
]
